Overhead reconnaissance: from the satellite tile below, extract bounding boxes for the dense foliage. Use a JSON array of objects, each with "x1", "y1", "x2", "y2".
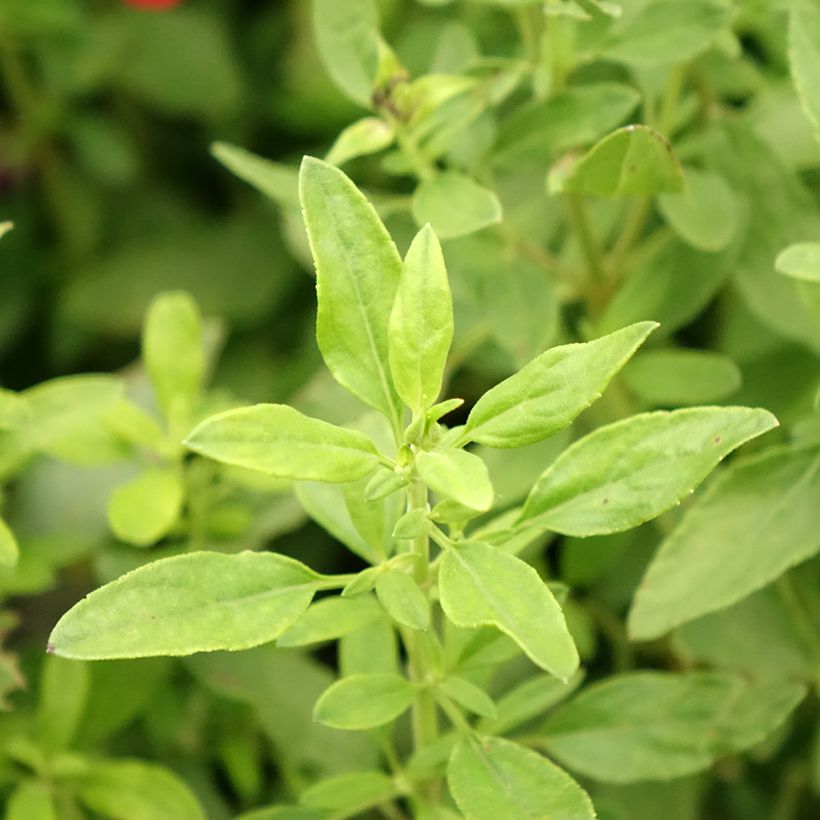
[{"x1": 1, "y1": 1, "x2": 819, "y2": 818}]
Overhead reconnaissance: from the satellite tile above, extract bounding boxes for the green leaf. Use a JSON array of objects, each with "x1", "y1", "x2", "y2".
[
  {"x1": 299, "y1": 157, "x2": 403, "y2": 426},
  {"x1": 439, "y1": 542, "x2": 578, "y2": 680},
  {"x1": 48, "y1": 551, "x2": 319, "y2": 659},
  {"x1": 313, "y1": 673, "x2": 416, "y2": 729},
  {"x1": 392, "y1": 508, "x2": 430, "y2": 539},
  {"x1": 622, "y1": 349, "x2": 742, "y2": 406},
  {"x1": 412, "y1": 171, "x2": 502, "y2": 240},
  {"x1": 555, "y1": 125, "x2": 684, "y2": 197},
  {"x1": 600, "y1": 0, "x2": 731, "y2": 66},
  {"x1": 463, "y1": 322, "x2": 657, "y2": 448},
  {"x1": 0, "y1": 221, "x2": 13, "y2": 240},
  {"x1": 313, "y1": 0, "x2": 381, "y2": 106},
  {"x1": 326, "y1": 118, "x2": 395, "y2": 166},
  {"x1": 520, "y1": 407, "x2": 778, "y2": 537},
  {"x1": 376, "y1": 569, "x2": 430, "y2": 630},
  {"x1": 185, "y1": 404, "x2": 382, "y2": 483},
  {"x1": 775, "y1": 242, "x2": 820, "y2": 282},
  {"x1": 107, "y1": 468, "x2": 183, "y2": 547},
  {"x1": 0, "y1": 517, "x2": 18, "y2": 568},
  {"x1": 628, "y1": 443, "x2": 820, "y2": 640},
  {"x1": 440, "y1": 676, "x2": 497, "y2": 719},
  {"x1": 36, "y1": 655, "x2": 89, "y2": 751},
  {"x1": 542, "y1": 672, "x2": 805, "y2": 783},
  {"x1": 658, "y1": 168, "x2": 738, "y2": 252},
  {"x1": 212, "y1": 142, "x2": 299, "y2": 207},
  {"x1": 6, "y1": 781, "x2": 57, "y2": 820},
  {"x1": 790, "y1": 0, "x2": 820, "y2": 144},
  {"x1": 278, "y1": 596, "x2": 382, "y2": 647},
  {"x1": 300, "y1": 771, "x2": 396, "y2": 812},
  {"x1": 416, "y1": 448, "x2": 494, "y2": 511},
  {"x1": 75, "y1": 759, "x2": 204, "y2": 820},
  {"x1": 142, "y1": 291, "x2": 205, "y2": 425},
  {"x1": 447, "y1": 736, "x2": 595, "y2": 820},
  {"x1": 236, "y1": 809, "x2": 323, "y2": 820},
  {"x1": 389, "y1": 224, "x2": 454, "y2": 412},
  {"x1": 494, "y1": 83, "x2": 640, "y2": 170}
]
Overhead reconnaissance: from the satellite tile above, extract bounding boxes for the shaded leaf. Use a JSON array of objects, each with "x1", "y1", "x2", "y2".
[
  {"x1": 107, "y1": 468, "x2": 183, "y2": 547},
  {"x1": 775, "y1": 242, "x2": 820, "y2": 282},
  {"x1": 313, "y1": 673, "x2": 416, "y2": 729},
  {"x1": 412, "y1": 171, "x2": 502, "y2": 239}
]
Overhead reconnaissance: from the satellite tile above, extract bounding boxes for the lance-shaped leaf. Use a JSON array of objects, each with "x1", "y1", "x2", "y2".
[
  {"x1": 790, "y1": 0, "x2": 820, "y2": 145},
  {"x1": 47, "y1": 551, "x2": 320, "y2": 660},
  {"x1": 389, "y1": 224, "x2": 453, "y2": 412},
  {"x1": 313, "y1": 673, "x2": 416, "y2": 729},
  {"x1": 447, "y1": 736, "x2": 595, "y2": 820},
  {"x1": 438, "y1": 542, "x2": 578, "y2": 681},
  {"x1": 541, "y1": 672, "x2": 806, "y2": 783},
  {"x1": 628, "y1": 444, "x2": 820, "y2": 641},
  {"x1": 417, "y1": 448, "x2": 494, "y2": 511},
  {"x1": 519, "y1": 407, "x2": 777, "y2": 537},
  {"x1": 555, "y1": 125, "x2": 683, "y2": 197},
  {"x1": 185, "y1": 404, "x2": 382, "y2": 483},
  {"x1": 461, "y1": 322, "x2": 657, "y2": 448},
  {"x1": 299, "y1": 157, "x2": 402, "y2": 427}
]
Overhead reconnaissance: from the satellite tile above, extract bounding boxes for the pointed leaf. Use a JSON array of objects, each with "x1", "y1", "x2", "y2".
[
  {"x1": 376, "y1": 568, "x2": 430, "y2": 630},
  {"x1": 520, "y1": 407, "x2": 778, "y2": 537},
  {"x1": 440, "y1": 676, "x2": 497, "y2": 719},
  {"x1": 326, "y1": 118, "x2": 395, "y2": 167},
  {"x1": 48, "y1": 551, "x2": 319, "y2": 660},
  {"x1": 417, "y1": 448, "x2": 494, "y2": 511},
  {"x1": 185, "y1": 404, "x2": 382, "y2": 483},
  {"x1": 107, "y1": 468, "x2": 183, "y2": 547},
  {"x1": 463, "y1": 322, "x2": 657, "y2": 448},
  {"x1": 439, "y1": 543, "x2": 578, "y2": 681},
  {"x1": 775, "y1": 242, "x2": 820, "y2": 282},
  {"x1": 278, "y1": 596, "x2": 381, "y2": 647},
  {"x1": 212, "y1": 142, "x2": 298, "y2": 207},
  {"x1": 313, "y1": 673, "x2": 416, "y2": 729},
  {"x1": 300, "y1": 771, "x2": 395, "y2": 812},
  {"x1": 299, "y1": 157, "x2": 402, "y2": 425}
]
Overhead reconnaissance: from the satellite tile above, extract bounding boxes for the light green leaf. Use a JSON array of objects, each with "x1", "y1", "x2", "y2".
[
  {"x1": 629, "y1": 443, "x2": 820, "y2": 641},
  {"x1": 75, "y1": 759, "x2": 204, "y2": 820},
  {"x1": 600, "y1": 0, "x2": 731, "y2": 66},
  {"x1": 412, "y1": 171, "x2": 502, "y2": 240},
  {"x1": 300, "y1": 771, "x2": 396, "y2": 812},
  {"x1": 622, "y1": 349, "x2": 742, "y2": 406},
  {"x1": 142, "y1": 291, "x2": 204, "y2": 425},
  {"x1": 775, "y1": 242, "x2": 820, "y2": 282},
  {"x1": 313, "y1": 0, "x2": 381, "y2": 106},
  {"x1": 376, "y1": 569, "x2": 430, "y2": 630},
  {"x1": 542, "y1": 672, "x2": 805, "y2": 783},
  {"x1": 185, "y1": 404, "x2": 382, "y2": 483},
  {"x1": 48, "y1": 551, "x2": 319, "y2": 659},
  {"x1": 790, "y1": 0, "x2": 820, "y2": 144},
  {"x1": 417, "y1": 448, "x2": 494, "y2": 511},
  {"x1": 326, "y1": 118, "x2": 395, "y2": 167},
  {"x1": 36, "y1": 655, "x2": 89, "y2": 751},
  {"x1": 520, "y1": 407, "x2": 778, "y2": 537},
  {"x1": 0, "y1": 221, "x2": 12, "y2": 240},
  {"x1": 555, "y1": 125, "x2": 683, "y2": 197},
  {"x1": 313, "y1": 673, "x2": 416, "y2": 729},
  {"x1": 212, "y1": 142, "x2": 299, "y2": 207},
  {"x1": 389, "y1": 224, "x2": 454, "y2": 412},
  {"x1": 440, "y1": 676, "x2": 497, "y2": 719},
  {"x1": 236, "y1": 808, "x2": 322, "y2": 820},
  {"x1": 447, "y1": 736, "x2": 595, "y2": 820},
  {"x1": 0, "y1": 517, "x2": 18, "y2": 568},
  {"x1": 299, "y1": 157, "x2": 403, "y2": 426},
  {"x1": 439, "y1": 542, "x2": 578, "y2": 680},
  {"x1": 392, "y1": 508, "x2": 430, "y2": 539},
  {"x1": 107, "y1": 468, "x2": 183, "y2": 547},
  {"x1": 278, "y1": 596, "x2": 381, "y2": 647},
  {"x1": 6, "y1": 781, "x2": 57, "y2": 820},
  {"x1": 658, "y1": 169, "x2": 738, "y2": 252},
  {"x1": 463, "y1": 322, "x2": 657, "y2": 448}
]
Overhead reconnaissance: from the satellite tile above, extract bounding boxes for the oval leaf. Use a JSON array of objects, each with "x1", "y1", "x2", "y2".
[
  {"x1": 775, "y1": 242, "x2": 820, "y2": 282},
  {"x1": 439, "y1": 542, "x2": 579, "y2": 681},
  {"x1": 416, "y1": 448, "x2": 494, "y2": 511},
  {"x1": 519, "y1": 407, "x2": 778, "y2": 536},
  {"x1": 300, "y1": 771, "x2": 395, "y2": 812},
  {"x1": 375, "y1": 568, "x2": 430, "y2": 630},
  {"x1": 278, "y1": 596, "x2": 382, "y2": 647},
  {"x1": 107, "y1": 468, "x2": 183, "y2": 547},
  {"x1": 313, "y1": 673, "x2": 416, "y2": 729},
  {"x1": 185, "y1": 404, "x2": 381, "y2": 483},
  {"x1": 326, "y1": 118, "x2": 395, "y2": 167},
  {"x1": 48, "y1": 551, "x2": 319, "y2": 660}
]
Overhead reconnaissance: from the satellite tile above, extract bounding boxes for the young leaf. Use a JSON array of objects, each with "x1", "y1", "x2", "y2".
[
  {"x1": 299, "y1": 157, "x2": 402, "y2": 426},
  {"x1": 313, "y1": 673, "x2": 416, "y2": 729},
  {"x1": 107, "y1": 468, "x2": 183, "y2": 547},
  {"x1": 389, "y1": 224, "x2": 454, "y2": 412},
  {"x1": 375, "y1": 568, "x2": 430, "y2": 630},
  {"x1": 416, "y1": 447, "x2": 494, "y2": 511},
  {"x1": 36, "y1": 655, "x2": 89, "y2": 751},
  {"x1": 212, "y1": 142, "x2": 299, "y2": 207},
  {"x1": 628, "y1": 444, "x2": 820, "y2": 641},
  {"x1": 300, "y1": 771, "x2": 396, "y2": 812},
  {"x1": 0, "y1": 517, "x2": 18, "y2": 568},
  {"x1": 412, "y1": 171, "x2": 502, "y2": 240},
  {"x1": 555, "y1": 125, "x2": 684, "y2": 197},
  {"x1": 775, "y1": 242, "x2": 820, "y2": 282},
  {"x1": 447, "y1": 736, "x2": 595, "y2": 820},
  {"x1": 143, "y1": 291, "x2": 205, "y2": 425},
  {"x1": 75, "y1": 759, "x2": 204, "y2": 820},
  {"x1": 462, "y1": 322, "x2": 657, "y2": 448},
  {"x1": 439, "y1": 676, "x2": 497, "y2": 719},
  {"x1": 789, "y1": 0, "x2": 820, "y2": 144},
  {"x1": 277, "y1": 596, "x2": 382, "y2": 647},
  {"x1": 393, "y1": 508, "x2": 430, "y2": 539},
  {"x1": 519, "y1": 407, "x2": 778, "y2": 537},
  {"x1": 326, "y1": 118, "x2": 395, "y2": 167},
  {"x1": 185, "y1": 404, "x2": 382, "y2": 483},
  {"x1": 47, "y1": 551, "x2": 319, "y2": 659},
  {"x1": 439, "y1": 542, "x2": 578, "y2": 681}
]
